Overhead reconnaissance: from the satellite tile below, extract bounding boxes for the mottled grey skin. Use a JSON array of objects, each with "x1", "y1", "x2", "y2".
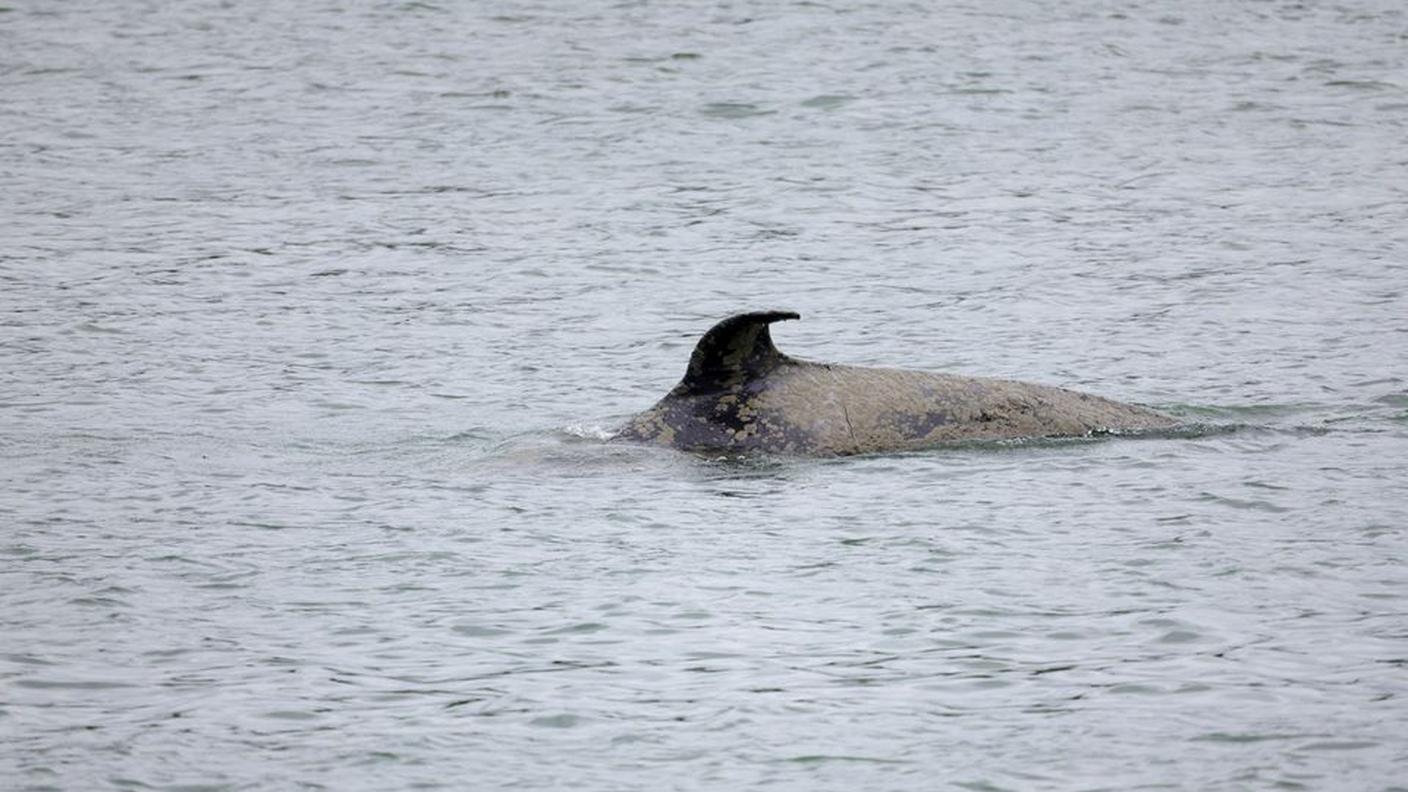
[{"x1": 617, "y1": 311, "x2": 1177, "y2": 456}]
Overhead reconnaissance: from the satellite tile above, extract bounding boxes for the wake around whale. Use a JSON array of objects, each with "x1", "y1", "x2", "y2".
[{"x1": 616, "y1": 311, "x2": 1176, "y2": 455}]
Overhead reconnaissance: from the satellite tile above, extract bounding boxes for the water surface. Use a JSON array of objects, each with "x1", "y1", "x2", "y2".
[{"x1": 3, "y1": 1, "x2": 1407, "y2": 789}]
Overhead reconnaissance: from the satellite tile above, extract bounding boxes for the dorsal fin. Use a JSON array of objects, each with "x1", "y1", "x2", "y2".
[{"x1": 672, "y1": 311, "x2": 801, "y2": 395}]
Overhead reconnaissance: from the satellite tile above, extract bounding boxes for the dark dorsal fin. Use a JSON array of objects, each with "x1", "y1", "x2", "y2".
[{"x1": 671, "y1": 311, "x2": 801, "y2": 395}]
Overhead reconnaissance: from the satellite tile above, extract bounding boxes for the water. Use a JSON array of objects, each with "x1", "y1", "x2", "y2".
[{"x1": 3, "y1": 0, "x2": 1407, "y2": 789}]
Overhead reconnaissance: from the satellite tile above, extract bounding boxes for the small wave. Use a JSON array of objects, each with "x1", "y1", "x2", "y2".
[
  {"x1": 1159, "y1": 402, "x2": 1329, "y2": 419},
  {"x1": 560, "y1": 422, "x2": 619, "y2": 442},
  {"x1": 1126, "y1": 421, "x2": 1248, "y2": 440}
]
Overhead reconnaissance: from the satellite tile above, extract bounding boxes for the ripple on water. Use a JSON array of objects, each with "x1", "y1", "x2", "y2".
[{"x1": 4, "y1": 0, "x2": 1408, "y2": 789}]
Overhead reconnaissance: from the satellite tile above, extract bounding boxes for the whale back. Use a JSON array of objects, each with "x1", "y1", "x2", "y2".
[{"x1": 619, "y1": 312, "x2": 1176, "y2": 455}]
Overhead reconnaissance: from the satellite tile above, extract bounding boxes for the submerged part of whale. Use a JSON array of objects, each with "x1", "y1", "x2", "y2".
[{"x1": 616, "y1": 311, "x2": 1176, "y2": 455}]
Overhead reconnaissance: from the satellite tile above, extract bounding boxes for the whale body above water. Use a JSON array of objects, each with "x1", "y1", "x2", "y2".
[{"x1": 616, "y1": 311, "x2": 1176, "y2": 456}]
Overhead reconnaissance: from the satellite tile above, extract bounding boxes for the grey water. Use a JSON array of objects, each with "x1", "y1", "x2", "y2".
[{"x1": 3, "y1": 0, "x2": 1407, "y2": 789}]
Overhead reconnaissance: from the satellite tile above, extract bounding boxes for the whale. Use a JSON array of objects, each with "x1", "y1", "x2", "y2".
[{"x1": 616, "y1": 311, "x2": 1176, "y2": 455}]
